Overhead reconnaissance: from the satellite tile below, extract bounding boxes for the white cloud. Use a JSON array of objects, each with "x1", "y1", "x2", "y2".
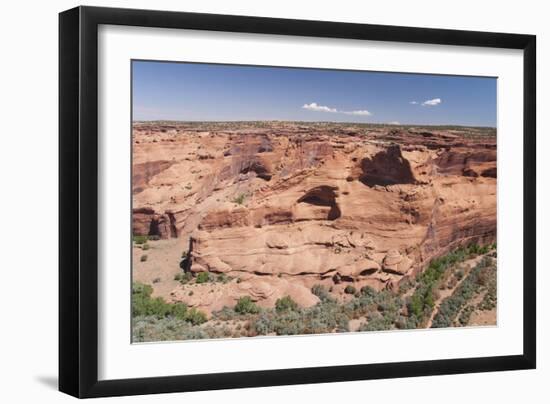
[
  {"x1": 388, "y1": 121, "x2": 401, "y2": 125},
  {"x1": 302, "y1": 102, "x2": 337, "y2": 113},
  {"x1": 302, "y1": 102, "x2": 371, "y2": 116},
  {"x1": 421, "y1": 98, "x2": 442, "y2": 106},
  {"x1": 343, "y1": 109, "x2": 372, "y2": 116},
  {"x1": 409, "y1": 101, "x2": 418, "y2": 105}
]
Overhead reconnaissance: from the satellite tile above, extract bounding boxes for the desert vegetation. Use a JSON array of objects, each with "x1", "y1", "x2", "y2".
[
  {"x1": 132, "y1": 282, "x2": 207, "y2": 341},
  {"x1": 431, "y1": 255, "x2": 497, "y2": 328},
  {"x1": 133, "y1": 244, "x2": 497, "y2": 342}
]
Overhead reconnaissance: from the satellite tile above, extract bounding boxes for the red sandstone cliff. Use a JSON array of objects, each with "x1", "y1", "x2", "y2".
[{"x1": 132, "y1": 122, "x2": 496, "y2": 312}]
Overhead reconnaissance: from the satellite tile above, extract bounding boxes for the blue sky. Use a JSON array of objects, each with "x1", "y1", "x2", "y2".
[{"x1": 132, "y1": 60, "x2": 496, "y2": 127}]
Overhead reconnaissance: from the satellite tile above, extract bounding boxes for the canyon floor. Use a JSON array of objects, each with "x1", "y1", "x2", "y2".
[{"x1": 131, "y1": 121, "x2": 497, "y2": 342}]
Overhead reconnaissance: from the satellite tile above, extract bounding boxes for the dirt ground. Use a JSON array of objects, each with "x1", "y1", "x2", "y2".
[
  {"x1": 132, "y1": 238, "x2": 187, "y2": 298},
  {"x1": 468, "y1": 307, "x2": 497, "y2": 326}
]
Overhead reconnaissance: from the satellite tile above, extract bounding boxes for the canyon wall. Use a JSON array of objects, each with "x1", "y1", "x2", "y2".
[{"x1": 132, "y1": 123, "x2": 496, "y2": 311}]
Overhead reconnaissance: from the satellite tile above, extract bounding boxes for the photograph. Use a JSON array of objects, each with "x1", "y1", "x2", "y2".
[{"x1": 131, "y1": 60, "x2": 498, "y2": 342}]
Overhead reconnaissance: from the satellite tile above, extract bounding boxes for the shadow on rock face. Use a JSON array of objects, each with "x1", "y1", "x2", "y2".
[
  {"x1": 359, "y1": 144, "x2": 416, "y2": 187},
  {"x1": 297, "y1": 185, "x2": 341, "y2": 220}
]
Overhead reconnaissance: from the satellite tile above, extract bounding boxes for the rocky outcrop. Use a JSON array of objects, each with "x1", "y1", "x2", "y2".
[
  {"x1": 434, "y1": 149, "x2": 497, "y2": 178},
  {"x1": 133, "y1": 160, "x2": 174, "y2": 194},
  {"x1": 132, "y1": 207, "x2": 177, "y2": 239},
  {"x1": 382, "y1": 250, "x2": 413, "y2": 275}
]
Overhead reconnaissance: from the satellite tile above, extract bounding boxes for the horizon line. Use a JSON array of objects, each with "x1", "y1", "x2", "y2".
[{"x1": 131, "y1": 119, "x2": 497, "y2": 129}]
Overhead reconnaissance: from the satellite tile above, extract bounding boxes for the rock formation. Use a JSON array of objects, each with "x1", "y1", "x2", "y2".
[{"x1": 132, "y1": 122, "x2": 496, "y2": 313}]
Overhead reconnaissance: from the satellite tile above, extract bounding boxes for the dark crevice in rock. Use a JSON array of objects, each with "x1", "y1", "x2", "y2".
[
  {"x1": 359, "y1": 268, "x2": 378, "y2": 276},
  {"x1": 181, "y1": 237, "x2": 194, "y2": 273},
  {"x1": 148, "y1": 217, "x2": 160, "y2": 237},
  {"x1": 240, "y1": 160, "x2": 272, "y2": 180},
  {"x1": 167, "y1": 211, "x2": 178, "y2": 238}
]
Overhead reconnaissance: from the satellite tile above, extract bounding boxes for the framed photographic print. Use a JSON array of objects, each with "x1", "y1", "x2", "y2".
[{"x1": 59, "y1": 6, "x2": 536, "y2": 398}]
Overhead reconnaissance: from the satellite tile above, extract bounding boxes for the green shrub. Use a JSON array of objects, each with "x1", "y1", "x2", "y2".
[
  {"x1": 394, "y1": 315, "x2": 418, "y2": 330},
  {"x1": 140, "y1": 254, "x2": 148, "y2": 262},
  {"x1": 132, "y1": 284, "x2": 172, "y2": 319},
  {"x1": 185, "y1": 308, "x2": 208, "y2": 325},
  {"x1": 213, "y1": 306, "x2": 239, "y2": 321},
  {"x1": 408, "y1": 293, "x2": 424, "y2": 319},
  {"x1": 360, "y1": 286, "x2": 377, "y2": 298},
  {"x1": 311, "y1": 284, "x2": 332, "y2": 302},
  {"x1": 478, "y1": 283, "x2": 497, "y2": 311},
  {"x1": 133, "y1": 282, "x2": 153, "y2": 298},
  {"x1": 217, "y1": 273, "x2": 231, "y2": 283},
  {"x1": 275, "y1": 296, "x2": 298, "y2": 313},
  {"x1": 359, "y1": 316, "x2": 393, "y2": 331},
  {"x1": 377, "y1": 292, "x2": 403, "y2": 314},
  {"x1": 480, "y1": 256, "x2": 493, "y2": 269},
  {"x1": 465, "y1": 243, "x2": 490, "y2": 256},
  {"x1": 251, "y1": 298, "x2": 352, "y2": 336},
  {"x1": 254, "y1": 312, "x2": 273, "y2": 335},
  {"x1": 133, "y1": 235, "x2": 148, "y2": 244},
  {"x1": 195, "y1": 272, "x2": 210, "y2": 284},
  {"x1": 174, "y1": 272, "x2": 193, "y2": 284},
  {"x1": 398, "y1": 278, "x2": 415, "y2": 294},
  {"x1": 132, "y1": 282, "x2": 206, "y2": 324},
  {"x1": 142, "y1": 243, "x2": 150, "y2": 251},
  {"x1": 270, "y1": 310, "x2": 302, "y2": 335},
  {"x1": 148, "y1": 235, "x2": 160, "y2": 241},
  {"x1": 234, "y1": 296, "x2": 260, "y2": 314},
  {"x1": 344, "y1": 285, "x2": 357, "y2": 295},
  {"x1": 458, "y1": 305, "x2": 475, "y2": 326},
  {"x1": 132, "y1": 315, "x2": 211, "y2": 342},
  {"x1": 170, "y1": 302, "x2": 188, "y2": 319},
  {"x1": 233, "y1": 194, "x2": 246, "y2": 205}
]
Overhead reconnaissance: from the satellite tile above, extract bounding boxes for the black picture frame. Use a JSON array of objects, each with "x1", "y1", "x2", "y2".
[{"x1": 59, "y1": 5, "x2": 536, "y2": 398}]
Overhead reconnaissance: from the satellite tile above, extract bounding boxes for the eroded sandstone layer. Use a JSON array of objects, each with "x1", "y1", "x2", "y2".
[{"x1": 132, "y1": 122, "x2": 496, "y2": 313}]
